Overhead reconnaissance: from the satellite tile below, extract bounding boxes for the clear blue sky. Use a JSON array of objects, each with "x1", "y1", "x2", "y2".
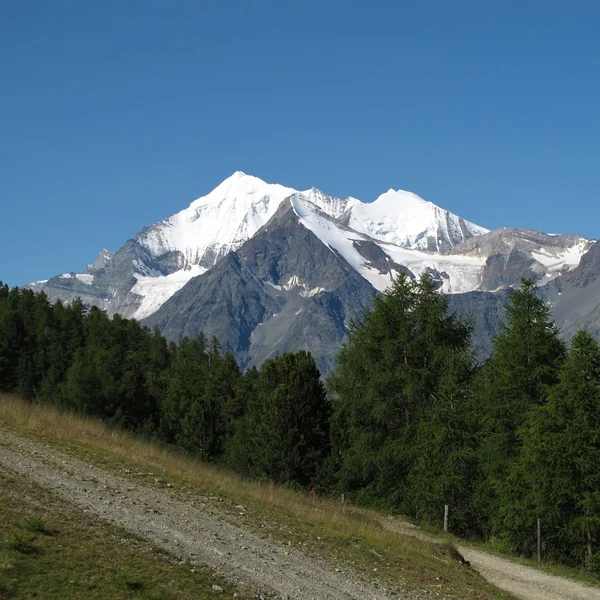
[{"x1": 2, "y1": 1, "x2": 599, "y2": 286}]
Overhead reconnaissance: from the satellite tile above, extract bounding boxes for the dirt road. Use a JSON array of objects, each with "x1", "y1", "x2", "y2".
[
  {"x1": 458, "y1": 546, "x2": 600, "y2": 600},
  {"x1": 0, "y1": 428, "x2": 411, "y2": 600},
  {"x1": 381, "y1": 518, "x2": 600, "y2": 600},
  {"x1": 1, "y1": 426, "x2": 599, "y2": 600}
]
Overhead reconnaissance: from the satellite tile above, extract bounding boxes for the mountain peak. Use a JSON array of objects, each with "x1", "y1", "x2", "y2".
[
  {"x1": 213, "y1": 170, "x2": 266, "y2": 192},
  {"x1": 134, "y1": 173, "x2": 297, "y2": 271},
  {"x1": 347, "y1": 189, "x2": 488, "y2": 252}
]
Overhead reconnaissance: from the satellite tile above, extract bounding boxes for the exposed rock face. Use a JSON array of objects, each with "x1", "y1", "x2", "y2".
[
  {"x1": 34, "y1": 239, "x2": 179, "y2": 318},
  {"x1": 446, "y1": 290, "x2": 510, "y2": 359},
  {"x1": 449, "y1": 228, "x2": 593, "y2": 290},
  {"x1": 446, "y1": 240, "x2": 600, "y2": 362},
  {"x1": 352, "y1": 240, "x2": 414, "y2": 278},
  {"x1": 144, "y1": 201, "x2": 377, "y2": 373},
  {"x1": 544, "y1": 241, "x2": 600, "y2": 341}
]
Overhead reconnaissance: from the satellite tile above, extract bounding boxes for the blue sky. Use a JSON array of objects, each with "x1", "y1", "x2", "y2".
[{"x1": 1, "y1": 1, "x2": 599, "y2": 286}]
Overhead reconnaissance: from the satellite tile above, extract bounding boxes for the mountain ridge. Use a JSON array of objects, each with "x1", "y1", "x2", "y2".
[
  {"x1": 27, "y1": 171, "x2": 597, "y2": 372},
  {"x1": 30, "y1": 171, "x2": 496, "y2": 320}
]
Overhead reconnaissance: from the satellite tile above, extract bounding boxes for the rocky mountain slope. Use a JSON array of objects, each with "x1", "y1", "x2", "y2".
[
  {"x1": 144, "y1": 198, "x2": 379, "y2": 373},
  {"x1": 29, "y1": 172, "x2": 493, "y2": 320},
  {"x1": 29, "y1": 172, "x2": 596, "y2": 371}
]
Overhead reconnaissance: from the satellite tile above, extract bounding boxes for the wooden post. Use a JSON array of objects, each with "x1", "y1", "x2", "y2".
[
  {"x1": 444, "y1": 505, "x2": 449, "y2": 532},
  {"x1": 537, "y1": 518, "x2": 541, "y2": 562}
]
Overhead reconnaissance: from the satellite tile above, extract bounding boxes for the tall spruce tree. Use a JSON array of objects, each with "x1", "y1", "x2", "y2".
[
  {"x1": 162, "y1": 335, "x2": 211, "y2": 452},
  {"x1": 328, "y1": 274, "x2": 474, "y2": 509},
  {"x1": 499, "y1": 330, "x2": 600, "y2": 567},
  {"x1": 473, "y1": 279, "x2": 566, "y2": 534},
  {"x1": 404, "y1": 352, "x2": 481, "y2": 536},
  {"x1": 222, "y1": 366, "x2": 260, "y2": 473},
  {"x1": 242, "y1": 351, "x2": 330, "y2": 487}
]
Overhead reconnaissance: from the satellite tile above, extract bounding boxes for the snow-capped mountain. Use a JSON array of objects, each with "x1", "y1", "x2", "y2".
[
  {"x1": 126, "y1": 173, "x2": 496, "y2": 317},
  {"x1": 346, "y1": 188, "x2": 489, "y2": 251},
  {"x1": 34, "y1": 170, "x2": 493, "y2": 320},
  {"x1": 132, "y1": 170, "x2": 487, "y2": 271},
  {"x1": 134, "y1": 172, "x2": 297, "y2": 271},
  {"x1": 29, "y1": 171, "x2": 596, "y2": 371}
]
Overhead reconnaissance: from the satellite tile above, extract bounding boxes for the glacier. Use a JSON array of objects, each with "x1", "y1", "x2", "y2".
[{"x1": 29, "y1": 171, "x2": 594, "y2": 320}]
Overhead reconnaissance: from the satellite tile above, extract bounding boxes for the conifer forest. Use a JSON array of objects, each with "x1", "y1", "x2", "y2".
[{"x1": 1, "y1": 276, "x2": 599, "y2": 572}]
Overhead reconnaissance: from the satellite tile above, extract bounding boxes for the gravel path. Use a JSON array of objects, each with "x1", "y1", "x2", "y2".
[
  {"x1": 0, "y1": 428, "x2": 400, "y2": 600},
  {"x1": 381, "y1": 518, "x2": 600, "y2": 600},
  {"x1": 458, "y1": 546, "x2": 600, "y2": 600},
  {"x1": 3, "y1": 425, "x2": 597, "y2": 600}
]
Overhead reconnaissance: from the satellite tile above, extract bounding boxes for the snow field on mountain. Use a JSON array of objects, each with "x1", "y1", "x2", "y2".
[
  {"x1": 266, "y1": 275, "x2": 326, "y2": 298},
  {"x1": 75, "y1": 273, "x2": 94, "y2": 285},
  {"x1": 135, "y1": 172, "x2": 298, "y2": 268},
  {"x1": 132, "y1": 265, "x2": 207, "y2": 320},
  {"x1": 291, "y1": 194, "x2": 488, "y2": 294},
  {"x1": 290, "y1": 195, "x2": 398, "y2": 292},
  {"x1": 380, "y1": 244, "x2": 488, "y2": 293},
  {"x1": 347, "y1": 188, "x2": 489, "y2": 250},
  {"x1": 530, "y1": 239, "x2": 592, "y2": 280}
]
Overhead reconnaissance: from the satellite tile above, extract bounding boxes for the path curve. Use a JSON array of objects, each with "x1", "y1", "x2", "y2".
[{"x1": 381, "y1": 517, "x2": 600, "y2": 600}]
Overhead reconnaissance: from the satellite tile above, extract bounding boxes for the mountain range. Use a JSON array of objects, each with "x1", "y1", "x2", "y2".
[{"x1": 29, "y1": 172, "x2": 598, "y2": 373}]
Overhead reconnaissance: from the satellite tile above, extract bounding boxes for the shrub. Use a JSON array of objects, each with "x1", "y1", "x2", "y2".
[
  {"x1": 23, "y1": 517, "x2": 50, "y2": 534},
  {"x1": 586, "y1": 552, "x2": 600, "y2": 574},
  {"x1": 7, "y1": 532, "x2": 37, "y2": 554}
]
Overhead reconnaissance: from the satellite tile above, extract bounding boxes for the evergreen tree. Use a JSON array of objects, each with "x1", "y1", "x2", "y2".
[
  {"x1": 207, "y1": 346, "x2": 241, "y2": 441},
  {"x1": 143, "y1": 327, "x2": 171, "y2": 432},
  {"x1": 404, "y1": 353, "x2": 481, "y2": 536},
  {"x1": 474, "y1": 279, "x2": 566, "y2": 534},
  {"x1": 178, "y1": 339, "x2": 240, "y2": 461},
  {"x1": 499, "y1": 330, "x2": 600, "y2": 567},
  {"x1": 161, "y1": 335, "x2": 209, "y2": 447},
  {"x1": 328, "y1": 274, "x2": 474, "y2": 508},
  {"x1": 0, "y1": 290, "x2": 20, "y2": 392},
  {"x1": 222, "y1": 366, "x2": 260, "y2": 473},
  {"x1": 243, "y1": 351, "x2": 330, "y2": 487}
]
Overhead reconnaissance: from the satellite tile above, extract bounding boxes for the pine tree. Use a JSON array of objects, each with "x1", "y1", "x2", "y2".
[
  {"x1": 404, "y1": 353, "x2": 481, "y2": 536},
  {"x1": 0, "y1": 288, "x2": 22, "y2": 392},
  {"x1": 161, "y1": 335, "x2": 209, "y2": 449},
  {"x1": 474, "y1": 279, "x2": 566, "y2": 535},
  {"x1": 243, "y1": 351, "x2": 330, "y2": 487},
  {"x1": 178, "y1": 339, "x2": 240, "y2": 461},
  {"x1": 222, "y1": 366, "x2": 260, "y2": 473},
  {"x1": 328, "y1": 274, "x2": 474, "y2": 508},
  {"x1": 500, "y1": 330, "x2": 600, "y2": 566},
  {"x1": 143, "y1": 326, "x2": 171, "y2": 432}
]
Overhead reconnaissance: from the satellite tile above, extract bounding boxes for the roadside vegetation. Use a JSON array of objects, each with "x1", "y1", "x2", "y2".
[
  {"x1": 0, "y1": 466, "x2": 247, "y2": 599},
  {"x1": 0, "y1": 394, "x2": 511, "y2": 599},
  {"x1": 1, "y1": 275, "x2": 600, "y2": 575}
]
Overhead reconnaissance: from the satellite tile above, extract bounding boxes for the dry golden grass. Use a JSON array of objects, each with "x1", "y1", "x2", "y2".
[
  {"x1": 0, "y1": 394, "x2": 409, "y2": 547},
  {"x1": 0, "y1": 393, "x2": 514, "y2": 599}
]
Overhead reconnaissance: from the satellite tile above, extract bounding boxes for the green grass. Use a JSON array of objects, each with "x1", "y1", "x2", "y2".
[
  {"x1": 6, "y1": 532, "x2": 38, "y2": 555},
  {"x1": 0, "y1": 393, "x2": 516, "y2": 599},
  {"x1": 22, "y1": 516, "x2": 51, "y2": 535},
  {"x1": 0, "y1": 468, "x2": 248, "y2": 600}
]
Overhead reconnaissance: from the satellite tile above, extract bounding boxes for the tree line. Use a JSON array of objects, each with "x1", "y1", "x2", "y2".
[{"x1": 1, "y1": 277, "x2": 599, "y2": 572}]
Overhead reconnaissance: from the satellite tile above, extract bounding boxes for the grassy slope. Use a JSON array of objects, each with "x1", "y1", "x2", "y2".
[
  {"x1": 0, "y1": 394, "x2": 514, "y2": 599},
  {"x1": 0, "y1": 467, "x2": 246, "y2": 600}
]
